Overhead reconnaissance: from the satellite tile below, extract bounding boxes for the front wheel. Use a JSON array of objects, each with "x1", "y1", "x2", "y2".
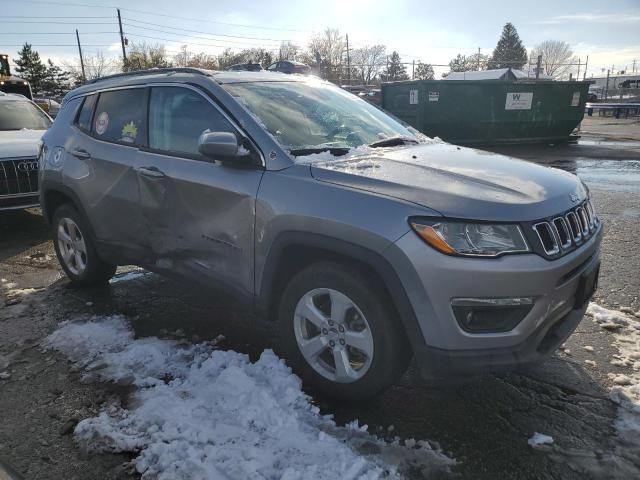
[
  {"x1": 277, "y1": 261, "x2": 411, "y2": 401},
  {"x1": 52, "y1": 204, "x2": 116, "y2": 286}
]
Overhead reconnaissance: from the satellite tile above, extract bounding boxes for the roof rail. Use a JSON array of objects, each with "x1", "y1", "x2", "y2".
[{"x1": 85, "y1": 67, "x2": 212, "y2": 85}]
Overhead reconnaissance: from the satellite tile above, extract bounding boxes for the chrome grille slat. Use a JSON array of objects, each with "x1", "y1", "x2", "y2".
[
  {"x1": 10, "y1": 160, "x2": 21, "y2": 194},
  {"x1": 576, "y1": 207, "x2": 589, "y2": 235},
  {"x1": 566, "y1": 211, "x2": 581, "y2": 241},
  {"x1": 534, "y1": 222, "x2": 560, "y2": 255},
  {"x1": 0, "y1": 158, "x2": 39, "y2": 197},
  {"x1": 552, "y1": 217, "x2": 572, "y2": 249},
  {"x1": 534, "y1": 200, "x2": 599, "y2": 258}
]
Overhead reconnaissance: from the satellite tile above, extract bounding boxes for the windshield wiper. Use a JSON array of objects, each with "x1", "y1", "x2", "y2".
[
  {"x1": 368, "y1": 136, "x2": 419, "y2": 148},
  {"x1": 288, "y1": 146, "x2": 350, "y2": 157}
]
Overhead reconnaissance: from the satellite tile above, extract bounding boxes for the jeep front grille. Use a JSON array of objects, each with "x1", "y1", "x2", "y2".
[
  {"x1": 0, "y1": 157, "x2": 39, "y2": 196},
  {"x1": 533, "y1": 222, "x2": 560, "y2": 255},
  {"x1": 532, "y1": 200, "x2": 599, "y2": 258}
]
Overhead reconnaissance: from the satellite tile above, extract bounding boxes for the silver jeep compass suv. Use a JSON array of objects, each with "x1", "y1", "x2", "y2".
[{"x1": 39, "y1": 69, "x2": 602, "y2": 400}]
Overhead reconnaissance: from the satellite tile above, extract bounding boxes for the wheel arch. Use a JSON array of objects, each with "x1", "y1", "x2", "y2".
[
  {"x1": 40, "y1": 182, "x2": 97, "y2": 240},
  {"x1": 256, "y1": 231, "x2": 426, "y2": 352}
]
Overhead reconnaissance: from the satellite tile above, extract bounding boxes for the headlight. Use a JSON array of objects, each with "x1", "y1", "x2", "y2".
[{"x1": 410, "y1": 219, "x2": 529, "y2": 257}]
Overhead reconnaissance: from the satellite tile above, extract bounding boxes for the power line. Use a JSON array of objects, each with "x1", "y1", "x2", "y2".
[
  {"x1": 122, "y1": 18, "x2": 289, "y2": 42},
  {"x1": 124, "y1": 33, "x2": 269, "y2": 50},
  {"x1": 122, "y1": 24, "x2": 283, "y2": 47},
  {"x1": 120, "y1": 8, "x2": 306, "y2": 33},
  {"x1": 0, "y1": 32, "x2": 119, "y2": 35},
  {"x1": 0, "y1": 44, "x2": 114, "y2": 47},
  {"x1": 4, "y1": 21, "x2": 116, "y2": 25},
  {"x1": 2, "y1": 15, "x2": 112, "y2": 19},
  {"x1": 14, "y1": 0, "x2": 308, "y2": 33}
]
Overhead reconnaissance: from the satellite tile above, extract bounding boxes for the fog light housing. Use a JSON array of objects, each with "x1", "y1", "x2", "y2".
[{"x1": 452, "y1": 297, "x2": 533, "y2": 333}]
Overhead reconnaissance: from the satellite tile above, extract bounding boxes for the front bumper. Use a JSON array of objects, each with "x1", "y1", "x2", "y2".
[{"x1": 385, "y1": 223, "x2": 603, "y2": 379}]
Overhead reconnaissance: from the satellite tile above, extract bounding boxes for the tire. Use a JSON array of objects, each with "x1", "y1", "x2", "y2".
[
  {"x1": 52, "y1": 203, "x2": 116, "y2": 286},
  {"x1": 277, "y1": 261, "x2": 411, "y2": 401}
]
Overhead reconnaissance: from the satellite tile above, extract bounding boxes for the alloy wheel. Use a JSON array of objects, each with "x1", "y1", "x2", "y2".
[{"x1": 293, "y1": 288, "x2": 374, "y2": 383}]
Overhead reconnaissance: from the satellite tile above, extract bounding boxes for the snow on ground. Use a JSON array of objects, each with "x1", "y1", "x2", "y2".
[
  {"x1": 586, "y1": 303, "x2": 640, "y2": 443},
  {"x1": 109, "y1": 269, "x2": 149, "y2": 284},
  {"x1": 527, "y1": 432, "x2": 554, "y2": 447},
  {"x1": 43, "y1": 316, "x2": 454, "y2": 480}
]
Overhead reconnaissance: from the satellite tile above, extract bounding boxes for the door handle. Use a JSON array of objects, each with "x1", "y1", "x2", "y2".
[
  {"x1": 71, "y1": 149, "x2": 91, "y2": 160},
  {"x1": 136, "y1": 166, "x2": 166, "y2": 178}
]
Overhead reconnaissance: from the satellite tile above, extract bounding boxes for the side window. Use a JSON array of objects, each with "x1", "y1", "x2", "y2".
[
  {"x1": 76, "y1": 94, "x2": 96, "y2": 131},
  {"x1": 148, "y1": 86, "x2": 235, "y2": 158},
  {"x1": 267, "y1": 63, "x2": 277, "y2": 71},
  {"x1": 92, "y1": 89, "x2": 146, "y2": 146}
]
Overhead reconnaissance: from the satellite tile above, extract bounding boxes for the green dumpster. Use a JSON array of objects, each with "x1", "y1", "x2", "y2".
[{"x1": 381, "y1": 80, "x2": 590, "y2": 145}]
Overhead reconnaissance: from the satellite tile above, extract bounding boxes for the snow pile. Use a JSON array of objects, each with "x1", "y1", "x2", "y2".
[
  {"x1": 294, "y1": 145, "x2": 376, "y2": 165},
  {"x1": 43, "y1": 316, "x2": 454, "y2": 480},
  {"x1": 527, "y1": 432, "x2": 554, "y2": 447},
  {"x1": 586, "y1": 304, "x2": 640, "y2": 441}
]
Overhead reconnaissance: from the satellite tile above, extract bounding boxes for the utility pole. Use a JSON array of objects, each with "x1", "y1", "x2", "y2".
[
  {"x1": 117, "y1": 8, "x2": 127, "y2": 69},
  {"x1": 605, "y1": 69, "x2": 610, "y2": 100},
  {"x1": 75, "y1": 29, "x2": 85, "y2": 82},
  {"x1": 583, "y1": 55, "x2": 588, "y2": 80},
  {"x1": 345, "y1": 34, "x2": 350, "y2": 86},
  {"x1": 477, "y1": 47, "x2": 481, "y2": 71},
  {"x1": 632, "y1": 59, "x2": 636, "y2": 73},
  {"x1": 412, "y1": 59, "x2": 415, "y2": 80},
  {"x1": 535, "y1": 54, "x2": 542, "y2": 79},
  {"x1": 577, "y1": 57, "x2": 581, "y2": 80}
]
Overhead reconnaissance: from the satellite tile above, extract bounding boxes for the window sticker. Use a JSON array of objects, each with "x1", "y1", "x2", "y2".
[
  {"x1": 95, "y1": 111, "x2": 109, "y2": 135},
  {"x1": 120, "y1": 121, "x2": 138, "y2": 143}
]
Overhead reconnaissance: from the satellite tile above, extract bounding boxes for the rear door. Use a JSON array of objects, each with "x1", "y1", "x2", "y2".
[
  {"x1": 134, "y1": 85, "x2": 264, "y2": 297},
  {"x1": 66, "y1": 88, "x2": 147, "y2": 259}
]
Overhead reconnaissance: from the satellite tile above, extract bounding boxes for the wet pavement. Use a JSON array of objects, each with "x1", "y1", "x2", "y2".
[{"x1": 1, "y1": 120, "x2": 640, "y2": 479}]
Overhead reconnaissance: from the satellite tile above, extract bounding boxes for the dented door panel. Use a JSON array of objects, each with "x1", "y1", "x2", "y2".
[{"x1": 135, "y1": 150, "x2": 263, "y2": 296}]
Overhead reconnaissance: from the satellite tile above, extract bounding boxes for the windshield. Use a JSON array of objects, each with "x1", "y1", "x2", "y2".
[
  {"x1": 0, "y1": 100, "x2": 51, "y2": 131},
  {"x1": 222, "y1": 80, "x2": 419, "y2": 152}
]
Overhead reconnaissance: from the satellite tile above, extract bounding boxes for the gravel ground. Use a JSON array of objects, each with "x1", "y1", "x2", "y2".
[{"x1": 1, "y1": 119, "x2": 639, "y2": 479}]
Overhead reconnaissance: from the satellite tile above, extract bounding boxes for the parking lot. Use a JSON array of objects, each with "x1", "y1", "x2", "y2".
[{"x1": 1, "y1": 116, "x2": 639, "y2": 479}]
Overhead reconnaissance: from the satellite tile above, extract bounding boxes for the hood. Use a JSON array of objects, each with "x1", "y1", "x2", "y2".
[
  {"x1": 0, "y1": 129, "x2": 44, "y2": 159},
  {"x1": 309, "y1": 143, "x2": 587, "y2": 222}
]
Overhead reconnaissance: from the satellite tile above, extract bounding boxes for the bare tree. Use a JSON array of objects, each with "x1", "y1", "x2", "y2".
[
  {"x1": 306, "y1": 28, "x2": 345, "y2": 82},
  {"x1": 530, "y1": 40, "x2": 576, "y2": 79},
  {"x1": 125, "y1": 42, "x2": 171, "y2": 72},
  {"x1": 173, "y1": 45, "x2": 217, "y2": 69},
  {"x1": 350, "y1": 45, "x2": 386, "y2": 84},
  {"x1": 64, "y1": 50, "x2": 119, "y2": 84},
  {"x1": 278, "y1": 41, "x2": 300, "y2": 61}
]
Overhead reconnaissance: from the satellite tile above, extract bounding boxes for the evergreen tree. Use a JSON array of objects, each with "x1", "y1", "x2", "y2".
[
  {"x1": 13, "y1": 43, "x2": 48, "y2": 94},
  {"x1": 414, "y1": 62, "x2": 434, "y2": 80},
  {"x1": 42, "y1": 59, "x2": 71, "y2": 96},
  {"x1": 490, "y1": 23, "x2": 527, "y2": 69},
  {"x1": 382, "y1": 51, "x2": 408, "y2": 81},
  {"x1": 448, "y1": 54, "x2": 470, "y2": 72}
]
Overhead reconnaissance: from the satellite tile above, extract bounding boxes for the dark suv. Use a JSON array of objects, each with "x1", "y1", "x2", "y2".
[
  {"x1": 39, "y1": 68, "x2": 602, "y2": 400},
  {"x1": 266, "y1": 61, "x2": 311, "y2": 75}
]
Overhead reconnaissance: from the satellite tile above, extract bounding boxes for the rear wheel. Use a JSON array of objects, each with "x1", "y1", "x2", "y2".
[
  {"x1": 277, "y1": 261, "x2": 411, "y2": 401},
  {"x1": 52, "y1": 204, "x2": 116, "y2": 285}
]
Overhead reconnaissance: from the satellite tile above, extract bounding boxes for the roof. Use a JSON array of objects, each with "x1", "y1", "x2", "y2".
[
  {"x1": 64, "y1": 68, "x2": 311, "y2": 101},
  {"x1": 446, "y1": 68, "x2": 553, "y2": 81},
  {"x1": 0, "y1": 92, "x2": 30, "y2": 101}
]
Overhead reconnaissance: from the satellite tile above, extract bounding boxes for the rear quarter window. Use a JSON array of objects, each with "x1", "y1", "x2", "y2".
[
  {"x1": 76, "y1": 94, "x2": 96, "y2": 131},
  {"x1": 91, "y1": 89, "x2": 146, "y2": 146}
]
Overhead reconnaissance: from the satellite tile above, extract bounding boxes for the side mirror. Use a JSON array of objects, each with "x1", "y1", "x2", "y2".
[{"x1": 198, "y1": 131, "x2": 249, "y2": 161}]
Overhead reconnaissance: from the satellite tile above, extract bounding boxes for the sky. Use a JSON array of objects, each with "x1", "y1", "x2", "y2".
[{"x1": 2, "y1": 0, "x2": 638, "y2": 79}]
